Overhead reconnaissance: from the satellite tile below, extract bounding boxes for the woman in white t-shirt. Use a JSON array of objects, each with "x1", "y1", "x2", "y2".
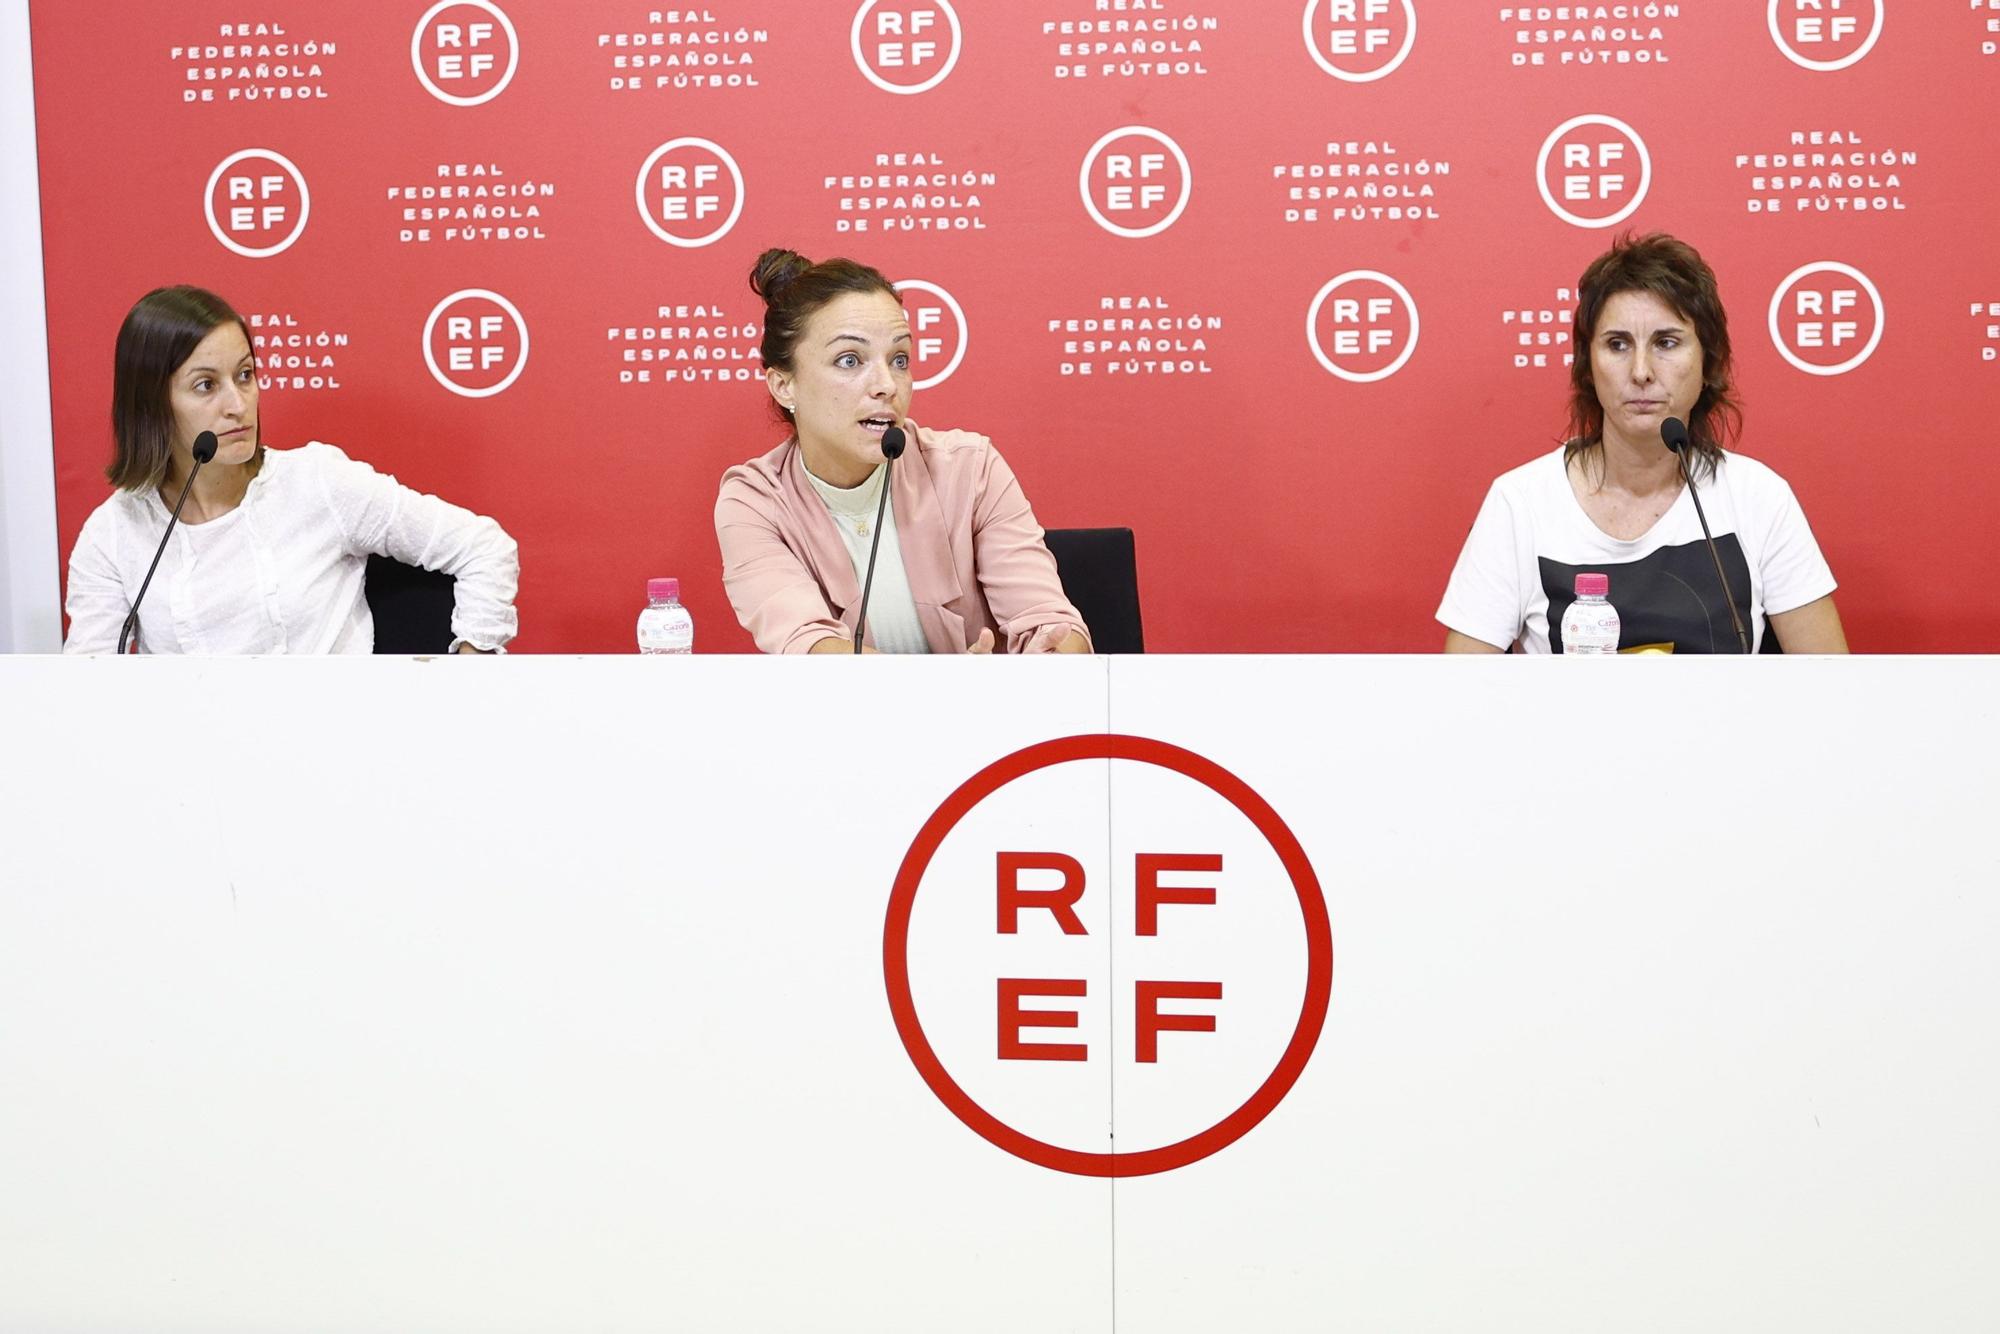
[
  {"x1": 63, "y1": 286, "x2": 519, "y2": 654},
  {"x1": 1438, "y1": 233, "x2": 1847, "y2": 655}
]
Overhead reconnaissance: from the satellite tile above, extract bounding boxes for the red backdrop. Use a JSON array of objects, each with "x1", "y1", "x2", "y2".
[{"x1": 31, "y1": 1, "x2": 2000, "y2": 650}]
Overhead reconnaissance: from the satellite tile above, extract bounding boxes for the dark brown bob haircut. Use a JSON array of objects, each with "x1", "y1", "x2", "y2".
[
  {"x1": 1565, "y1": 232, "x2": 1740, "y2": 484},
  {"x1": 749, "y1": 248, "x2": 899, "y2": 426},
  {"x1": 108, "y1": 285, "x2": 255, "y2": 492}
]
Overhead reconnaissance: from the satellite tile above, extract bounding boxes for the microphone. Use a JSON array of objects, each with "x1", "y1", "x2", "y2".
[
  {"x1": 118, "y1": 430, "x2": 218, "y2": 654},
  {"x1": 1662, "y1": 417, "x2": 1751, "y2": 654},
  {"x1": 852, "y1": 423, "x2": 906, "y2": 654}
]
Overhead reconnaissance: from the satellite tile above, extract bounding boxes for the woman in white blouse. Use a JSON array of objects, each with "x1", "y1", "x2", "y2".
[{"x1": 63, "y1": 286, "x2": 519, "y2": 654}]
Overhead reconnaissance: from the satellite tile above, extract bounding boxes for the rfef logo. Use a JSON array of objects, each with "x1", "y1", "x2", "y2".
[
  {"x1": 1079, "y1": 127, "x2": 1192, "y2": 239},
  {"x1": 634, "y1": 138, "x2": 745, "y2": 248},
  {"x1": 422, "y1": 289, "x2": 529, "y2": 398},
  {"x1": 895, "y1": 279, "x2": 968, "y2": 390},
  {"x1": 1768, "y1": 0, "x2": 1883, "y2": 71},
  {"x1": 852, "y1": 0, "x2": 963, "y2": 94},
  {"x1": 1536, "y1": 114, "x2": 1651, "y2": 229},
  {"x1": 204, "y1": 149, "x2": 310, "y2": 259},
  {"x1": 1302, "y1": 0, "x2": 1417, "y2": 82},
  {"x1": 885, "y1": 735, "x2": 1332, "y2": 1177},
  {"x1": 1768, "y1": 262, "x2": 1884, "y2": 376},
  {"x1": 412, "y1": 0, "x2": 519, "y2": 106},
  {"x1": 1307, "y1": 271, "x2": 1420, "y2": 382}
]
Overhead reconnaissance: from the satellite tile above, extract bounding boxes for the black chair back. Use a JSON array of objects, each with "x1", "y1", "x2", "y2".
[
  {"x1": 1043, "y1": 527, "x2": 1143, "y2": 654},
  {"x1": 365, "y1": 555, "x2": 456, "y2": 654}
]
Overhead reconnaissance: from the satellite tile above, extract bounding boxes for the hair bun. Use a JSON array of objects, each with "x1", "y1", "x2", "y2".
[{"x1": 750, "y1": 248, "x2": 813, "y2": 307}]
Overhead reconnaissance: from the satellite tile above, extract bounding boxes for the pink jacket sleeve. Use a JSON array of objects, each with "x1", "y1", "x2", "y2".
[
  {"x1": 960, "y1": 440, "x2": 1092, "y2": 654},
  {"x1": 714, "y1": 468, "x2": 849, "y2": 654}
]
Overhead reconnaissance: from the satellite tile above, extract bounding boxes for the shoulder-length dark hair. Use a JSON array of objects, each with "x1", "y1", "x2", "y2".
[
  {"x1": 109, "y1": 285, "x2": 255, "y2": 491},
  {"x1": 748, "y1": 248, "x2": 899, "y2": 427},
  {"x1": 1564, "y1": 232, "x2": 1739, "y2": 484}
]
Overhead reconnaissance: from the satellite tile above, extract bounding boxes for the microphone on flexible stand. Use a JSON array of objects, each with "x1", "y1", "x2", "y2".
[
  {"x1": 851, "y1": 423, "x2": 907, "y2": 655},
  {"x1": 118, "y1": 429, "x2": 218, "y2": 655},
  {"x1": 1662, "y1": 416, "x2": 1750, "y2": 655}
]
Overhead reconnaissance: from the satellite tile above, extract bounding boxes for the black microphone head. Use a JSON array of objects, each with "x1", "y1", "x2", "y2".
[
  {"x1": 881, "y1": 424, "x2": 907, "y2": 461},
  {"x1": 1660, "y1": 417, "x2": 1691, "y2": 454},
  {"x1": 191, "y1": 430, "x2": 219, "y2": 464}
]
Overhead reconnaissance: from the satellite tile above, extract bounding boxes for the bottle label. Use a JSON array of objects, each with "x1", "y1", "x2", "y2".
[
  {"x1": 637, "y1": 607, "x2": 695, "y2": 654},
  {"x1": 1561, "y1": 603, "x2": 1620, "y2": 654}
]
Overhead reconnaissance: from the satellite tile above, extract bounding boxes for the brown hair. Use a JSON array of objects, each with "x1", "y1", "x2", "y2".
[
  {"x1": 749, "y1": 249, "x2": 899, "y2": 425},
  {"x1": 108, "y1": 286, "x2": 255, "y2": 491},
  {"x1": 1565, "y1": 232, "x2": 1739, "y2": 484}
]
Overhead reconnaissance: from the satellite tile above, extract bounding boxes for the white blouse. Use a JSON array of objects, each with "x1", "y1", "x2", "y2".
[
  {"x1": 801, "y1": 460, "x2": 929, "y2": 655},
  {"x1": 62, "y1": 442, "x2": 519, "y2": 655}
]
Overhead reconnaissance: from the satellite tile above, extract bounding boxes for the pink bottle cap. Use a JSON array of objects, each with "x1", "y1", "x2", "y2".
[
  {"x1": 1574, "y1": 573, "x2": 1609, "y2": 597},
  {"x1": 647, "y1": 577, "x2": 680, "y2": 602}
]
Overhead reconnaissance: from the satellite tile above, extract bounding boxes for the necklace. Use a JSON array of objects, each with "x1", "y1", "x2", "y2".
[{"x1": 808, "y1": 462, "x2": 884, "y2": 540}]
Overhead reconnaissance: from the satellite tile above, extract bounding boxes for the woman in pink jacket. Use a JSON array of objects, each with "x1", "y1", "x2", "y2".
[{"x1": 715, "y1": 249, "x2": 1091, "y2": 655}]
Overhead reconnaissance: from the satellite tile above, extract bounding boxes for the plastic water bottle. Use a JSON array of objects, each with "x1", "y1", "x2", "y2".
[
  {"x1": 1561, "y1": 572, "x2": 1620, "y2": 655},
  {"x1": 636, "y1": 577, "x2": 694, "y2": 654}
]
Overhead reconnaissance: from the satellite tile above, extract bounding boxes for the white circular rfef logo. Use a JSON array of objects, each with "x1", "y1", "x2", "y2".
[
  {"x1": 852, "y1": 0, "x2": 963, "y2": 94},
  {"x1": 896, "y1": 279, "x2": 967, "y2": 390},
  {"x1": 1307, "y1": 271, "x2": 1420, "y2": 382},
  {"x1": 411, "y1": 0, "x2": 519, "y2": 106},
  {"x1": 1768, "y1": 0, "x2": 1884, "y2": 71},
  {"x1": 1079, "y1": 127, "x2": 1192, "y2": 239},
  {"x1": 204, "y1": 149, "x2": 310, "y2": 259},
  {"x1": 634, "y1": 138, "x2": 744, "y2": 248},
  {"x1": 1768, "y1": 262, "x2": 1884, "y2": 377},
  {"x1": 885, "y1": 736, "x2": 1332, "y2": 1178},
  {"x1": 1302, "y1": 0, "x2": 1417, "y2": 82},
  {"x1": 423, "y1": 290, "x2": 529, "y2": 398},
  {"x1": 1536, "y1": 114, "x2": 1651, "y2": 230}
]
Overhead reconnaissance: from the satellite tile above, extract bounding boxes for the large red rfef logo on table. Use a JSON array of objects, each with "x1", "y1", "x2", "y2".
[{"x1": 884, "y1": 735, "x2": 1332, "y2": 1177}]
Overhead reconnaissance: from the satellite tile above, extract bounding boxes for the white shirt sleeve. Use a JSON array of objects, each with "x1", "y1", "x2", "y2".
[
  {"x1": 60, "y1": 504, "x2": 132, "y2": 654},
  {"x1": 1437, "y1": 480, "x2": 1526, "y2": 651},
  {"x1": 1747, "y1": 467, "x2": 1837, "y2": 616},
  {"x1": 308, "y1": 443, "x2": 521, "y2": 652}
]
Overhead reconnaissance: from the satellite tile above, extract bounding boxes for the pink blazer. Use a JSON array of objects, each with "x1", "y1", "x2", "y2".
[{"x1": 714, "y1": 423, "x2": 1091, "y2": 654}]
